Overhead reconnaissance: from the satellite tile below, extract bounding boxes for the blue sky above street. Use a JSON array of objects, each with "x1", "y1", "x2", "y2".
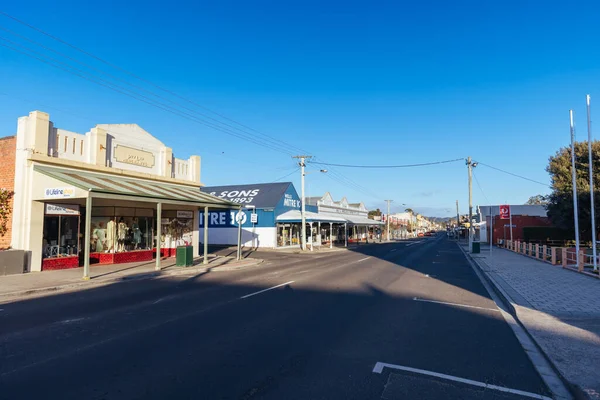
[{"x1": 1, "y1": 0, "x2": 600, "y2": 216}]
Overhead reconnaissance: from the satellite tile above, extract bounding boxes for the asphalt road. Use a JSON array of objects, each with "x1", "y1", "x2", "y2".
[{"x1": 0, "y1": 236, "x2": 551, "y2": 399}]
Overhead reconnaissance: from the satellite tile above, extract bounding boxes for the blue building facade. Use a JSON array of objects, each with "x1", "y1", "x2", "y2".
[{"x1": 199, "y1": 182, "x2": 302, "y2": 248}]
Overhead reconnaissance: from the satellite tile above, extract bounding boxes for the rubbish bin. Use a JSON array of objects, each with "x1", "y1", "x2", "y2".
[
  {"x1": 176, "y1": 245, "x2": 194, "y2": 267},
  {"x1": 471, "y1": 241, "x2": 480, "y2": 254}
]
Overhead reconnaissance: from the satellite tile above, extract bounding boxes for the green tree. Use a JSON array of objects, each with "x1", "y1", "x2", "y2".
[
  {"x1": 546, "y1": 140, "x2": 600, "y2": 241},
  {"x1": 0, "y1": 189, "x2": 14, "y2": 238},
  {"x1": 525, "y1": 194, "x2": 548, "y2": 205},
  {"x1": 368, "y1": 208, "x2": 382, "y2": 219}
]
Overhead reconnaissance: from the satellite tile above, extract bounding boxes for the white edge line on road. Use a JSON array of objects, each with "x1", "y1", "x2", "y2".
[
  {"x1": 356, "y1": 257, "x2": 370, "y2": 262},
  {"x1": 239, "y1": 281, "x2": 295, "y2": 299},
  {"x1": 372, "y1": 362, "x2": 552, "y2": 400},
  {"x1": 413, "y1": 297, "x2": 500, "y2": 312}
]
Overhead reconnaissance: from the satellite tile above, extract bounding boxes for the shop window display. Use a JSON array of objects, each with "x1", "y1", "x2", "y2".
[
  {"x1": 89, "y1": 207, "x2": 154, "y2": 253},
  {"x1": 160, "y1": 211, "x2": 194, "y2": 248}
]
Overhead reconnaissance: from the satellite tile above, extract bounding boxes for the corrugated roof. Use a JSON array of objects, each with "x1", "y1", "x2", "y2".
[{"x1": 34, "y1": 165, "x2": 235, "y2": 207}]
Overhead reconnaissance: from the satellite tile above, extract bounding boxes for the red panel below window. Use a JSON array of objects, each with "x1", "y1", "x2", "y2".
[{"x1": 42, "y1": 256, "x2": 79, "y2": 270}]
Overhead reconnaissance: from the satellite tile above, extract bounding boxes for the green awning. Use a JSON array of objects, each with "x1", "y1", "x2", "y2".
[{"x1": 34, "y1": 164, "x2": 235, "y2": 207}]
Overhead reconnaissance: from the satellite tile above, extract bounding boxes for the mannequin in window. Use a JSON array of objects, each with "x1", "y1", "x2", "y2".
[
  {"x1": 106, "y1": 217, "x2": 116, "y2": 253},
  {"x1": 132, "y1": 217, "x2": 142, "y2": 249},
  {"x1": 117, "y1": 217, "x2": 128, "y2": 252},
  {"x1": 93, "y1": 221, "x2": 106, "y2": 253}
]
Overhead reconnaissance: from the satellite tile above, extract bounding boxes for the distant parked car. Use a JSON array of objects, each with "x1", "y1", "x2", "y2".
[
  {"x1": 418, "y1": 232, "x2": 424, "y2": 237},
  {"x1": 424, "y1": 232, "x2": 432, "y2": 236}
]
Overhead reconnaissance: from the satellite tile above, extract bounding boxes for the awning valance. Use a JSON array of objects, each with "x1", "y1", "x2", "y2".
[
  {"x1": 342, "y1": 215, "x2": 385, "y2": 226},
  {"x1": 276, "y1": 210, "x2": 347, "y2": 223},
  {"x1": 34, "y1": 164, "x2": 235, "y2": 208}
]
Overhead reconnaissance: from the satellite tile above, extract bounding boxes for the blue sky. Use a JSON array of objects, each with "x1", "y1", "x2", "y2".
[{"x1": 1, "y1": 0, "x2": 599, "y2": 216}]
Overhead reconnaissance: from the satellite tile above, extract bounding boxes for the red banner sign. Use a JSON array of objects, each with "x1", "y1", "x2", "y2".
[{"x1": 499, "y1": 205, "x2": 510, "y2": 220}]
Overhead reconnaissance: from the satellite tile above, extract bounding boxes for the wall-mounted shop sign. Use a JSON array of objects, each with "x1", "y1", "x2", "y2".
[
  {"x1": 45, "y1": 203, "x2": 80, "y2": 215},
  {"x1": 44, "y1": 187, "x2": 75, "y2": 199},
  {"x1": 114, "y1": 145, "x2": 156, "y2": 168},
  {"x1": 282, "y1": 193, "x2": 300, "y2": 208},
  {"x1": 199, "y1": 210, "x2": 248, "y2": 227},
  {"x1": 177, "y1": 210, "x2": 194, "y2": 219}
]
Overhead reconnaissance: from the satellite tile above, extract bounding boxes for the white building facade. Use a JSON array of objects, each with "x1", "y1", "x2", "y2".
[{"x1": 8, "y1": 111, "x2": 232, "y2": 274}]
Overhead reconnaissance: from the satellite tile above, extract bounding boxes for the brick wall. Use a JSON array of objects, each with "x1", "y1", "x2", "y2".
[
  {"x1": 488, "y1": 215, "x2": 552, "y2": 242},
  {"x1": 0, "y1": 136, "x2": 16, "y2": 249}
]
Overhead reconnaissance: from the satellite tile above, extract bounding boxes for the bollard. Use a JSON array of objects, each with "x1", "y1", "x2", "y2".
[
  {"x1": 562, "y1": 248, "x2": 567, "y2": 267},
  {"x1": 551, "y1": 247, "x2": 557, "y2": 265}
]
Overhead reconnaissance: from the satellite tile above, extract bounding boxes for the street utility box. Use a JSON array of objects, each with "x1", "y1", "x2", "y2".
[{"x1": 176, "y1": 245, "x2": 194, "y2": 267}]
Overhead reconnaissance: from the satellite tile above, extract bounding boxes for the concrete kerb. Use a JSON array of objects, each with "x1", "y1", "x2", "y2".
[
  {"x1": 457, "y1": 243, "x2": 577, "y2": 400},
  {"x1": 0, "y1": 257, "x2": 263, "y2": 302}
]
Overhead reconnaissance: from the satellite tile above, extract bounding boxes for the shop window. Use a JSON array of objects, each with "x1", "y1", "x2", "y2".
[
  {"x1": 43, "y1": 214, "x2": 80, "y2": 258},
  {"x1": 89, "y1": 207, "x2": 155, "y2": 253}
]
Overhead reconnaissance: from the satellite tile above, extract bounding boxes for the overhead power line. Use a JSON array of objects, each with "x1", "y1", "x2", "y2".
[
  {"x1": 0, "y1": 39, "x2": 296, "y2": 156},
  {"x1": 0, "y1": 11, "x2": 383, "y2": 200},
  {"x1": 272, "y1": 168, "x2": 300, "y2": 183},
  {"x1": 0, "y1": 11, "x2": 309, "y2": 156},
  {"x1": 308, "y1": 158, "x2": 464, "y2": 168},
  {"x1": 476, "y1": 162, "x2": 550, "y2": 188},
  {"x1": 472, "y1": 171, "x2": 490, "y2": 204}
]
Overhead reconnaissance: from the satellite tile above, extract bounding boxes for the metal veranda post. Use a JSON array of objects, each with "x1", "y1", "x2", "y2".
[
  {"x1": 83, "y1": 194, "x2": 92, "y2": 280},
  {"x1": 155, "y1": 202, "x2": 162, "y2": 271},
  {"x1": 203, "y1": 206, "x2": 209, "y2": 265}
]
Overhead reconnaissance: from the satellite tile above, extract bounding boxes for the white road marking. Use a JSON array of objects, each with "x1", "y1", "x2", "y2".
[
  {"x1": 356, "y1": 257, "x2": 370, "y2": 262},
  {"x1": 412, "y1": 297, "x2": 499, "y2": 312},
  {"x1": 372, "y1": 362, "x2": 552, "y2": 400},
  {"x1": 58, "y1": 317, "x2": 87, "y2": 325},
  {"x1": 240, "y1": 281, "x2": 295, "y2": 299},
  {"x1": 390, "y1": 249, "x2": 397, "y2": 252},
  {"x1": 295, "y1": 270, "x2": 310, "y2": 274},
  {"x1": 405, "y1": 241, "x2": 423, "y2": 247}
]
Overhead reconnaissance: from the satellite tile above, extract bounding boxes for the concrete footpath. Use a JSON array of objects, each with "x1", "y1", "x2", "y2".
[
  {"x1": 462, "y1": 242, "x2": 600, "y2": 400},
  {"x1": 0, "y1": 255, "x2": 263, "y2": 301}
]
